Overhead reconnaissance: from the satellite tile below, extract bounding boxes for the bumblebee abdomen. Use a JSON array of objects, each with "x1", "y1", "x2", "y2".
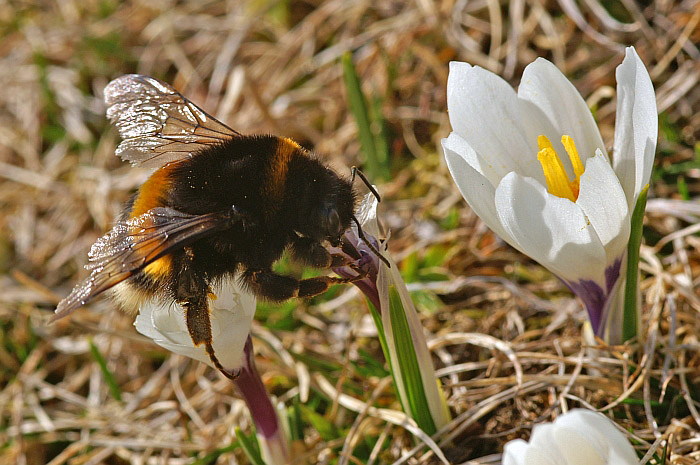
[
  {"x1": 109, "y1": 260, "x2": 172, "y2": 315},
  {"x1": 130, "y1": 164, "x2": 178, "y2": 218}
]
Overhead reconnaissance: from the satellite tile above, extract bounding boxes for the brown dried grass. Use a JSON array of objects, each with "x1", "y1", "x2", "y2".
[{"x1": 0, "y1": 0, "x2": 699, "y2": 463}]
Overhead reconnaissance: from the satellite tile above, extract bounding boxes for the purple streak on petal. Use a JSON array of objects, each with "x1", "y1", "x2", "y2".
[
  {"x1": 565, "y1": 279, "x2": 607, "y2": 335},
  {"x1": 565, "y1": 258, "x2": 623, "y2": 337},
  {"x1": 234, "y1": 336, "x2": 279, "y2": 438},
  {"x1": 605, "y1": 257, "x2": 622, "y2": 293}
]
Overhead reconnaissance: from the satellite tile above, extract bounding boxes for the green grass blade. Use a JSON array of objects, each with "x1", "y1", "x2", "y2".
[
  {"x1": 622, "y1": 185, "x2": 649, "y2": 343},
  {"x1": 235, "y1": 427, "x2": 266, "y2": 465},
  {"x1": 190, "y1": 442, "x2": 239, "y2": 465},
  {"x1": 288, "y1": 398, "x2": 304, "y2": 442},
  {"x1": 370, "y1": 95, "x2": 390, "y2": 180},
  {"x1": 342, "y1": 52, "x2": 388, "y2": 181},
  {"x1": 298, "y1": 404, "x2": 338, "y2": 441},
  {"x1": 88, "y1": 338, "x2": 121, "y2": 402}
]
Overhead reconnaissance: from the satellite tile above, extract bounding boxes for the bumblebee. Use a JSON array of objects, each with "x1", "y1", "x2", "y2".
[{"x1": 54, "y1": 74, "x2": 383, "y2": 378}]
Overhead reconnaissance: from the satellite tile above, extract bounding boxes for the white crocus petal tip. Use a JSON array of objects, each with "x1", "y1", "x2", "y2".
[
  {"x1": 518, "y1": 57, "x2": 606, "y2": 168},
  {"x1": 134, "y1": 277, "x2": 256, "y2": 371},
  {"x1": 355, "y1": 191, "x2": 380, "y2": 236},
  {"x1": 501, "y1": 409, "x2": 640, "y2": 465},
  {"x1": 448, "y1": 60, "x2": 473, "y2": 74},
  {"x1": 612, "y1": 45, "x2": 657, "y2": 209}
]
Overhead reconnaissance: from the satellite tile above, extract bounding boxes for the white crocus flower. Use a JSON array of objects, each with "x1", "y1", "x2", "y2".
[
  {"x1": 135, "y1": 281, "x2": 292, "y2": 465},
  {"x1": 134, "y1": 277, "x2": 256, "y2": 371},
  {"x1": 442, "y1": 47, "x2": 657, "y2": 341},
  {"x1": 502, "y1": 409, "x2": 640, "y2": 465}
]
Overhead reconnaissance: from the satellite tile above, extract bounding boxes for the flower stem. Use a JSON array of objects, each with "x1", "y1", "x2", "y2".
[
  {"x1": 622, "y1": 184, "x2": 649, "y2": 343},
  {"x1": 235, "y1": 336, "x2": 290, "y2": 465}
]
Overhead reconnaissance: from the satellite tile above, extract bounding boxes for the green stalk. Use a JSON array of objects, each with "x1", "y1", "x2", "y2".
[{"x1": 622, "y1": 185, "x2": 649, "y2": 342}]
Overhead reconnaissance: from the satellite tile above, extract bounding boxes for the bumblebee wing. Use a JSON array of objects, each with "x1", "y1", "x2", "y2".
[
  {"x1": 52, "y1": 207, "x2": 232, "y2": 322},
  {"x1": 104, "y1": 74, "x2": 240, "y2": 168}
]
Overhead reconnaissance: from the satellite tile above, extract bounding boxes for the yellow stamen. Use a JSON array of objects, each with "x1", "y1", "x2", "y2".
[
  {"x1": 537, "y1": 135, "x2": 553, "y2": 151},
  {"x1": 537, "y1": 146, "x2": 576, "y2": 202},
  {"x1": 562, "y1": 135, "x2": 584, "y2": 180},
  {"x1": 536, "y1": 134, "x2": 586, "y2": 201}
]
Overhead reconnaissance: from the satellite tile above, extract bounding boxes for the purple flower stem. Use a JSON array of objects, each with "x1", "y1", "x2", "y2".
[{"x1": 234, "y1": 336, "x2": 289, "y2": 458}]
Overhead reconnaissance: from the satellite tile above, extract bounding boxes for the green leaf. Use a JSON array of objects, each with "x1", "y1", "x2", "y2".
[
  {"x1": 355, "y1": 348, "x2": 390, "y2": 378},
  {"x1": 387, "y1": 287, "x2": 437, "y2": 434},
  {"x1": 298, "y1": 404, "x2": 338, "y2": 441},
  {"x1": 88, "y1": 338, "x2": 121, "y2": 402},
  {"x1": 288, "y1": 399, "x2": 304, "y2": 442},
  {"x1": 234, "y1": 427, "x2": 266, "y2": 465},
  {"x1": 190, "y1": 441, "x2": 239, "y2": 465},
  {"x1": 677, "y1": 176, "x2": 689, "y2": 200},
  {"x1": 622, "y1": 185, "x2": 649, "y2": 343}
]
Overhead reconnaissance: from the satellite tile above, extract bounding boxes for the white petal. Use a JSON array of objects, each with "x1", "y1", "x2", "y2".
[
  {"x1": 494, "y1": 173, "x2": 607, "y2": 286},
  {"x1": 502, "y1": 439, "x2": 528, "y2": 465},
  {"x1": 552, "y1": 426, "x2": 608, "y2": 465},
  {"x1": 612, "y1": 47, "x2": 658, "y2": 209},
  {"x1": 556, "y1": 410, "x2": 639, "y2": 465},
  {"x1": 355, "y1": 191, "x2": 380, "y2": 237},
  {"x1": 524, "y1": 447, "x2": 560, "y2": 465},
  {"x1": 134, "y1": 277, "x2": 256, "y2": 371},
  {"x1": 576, "y1": 149, "x2": 630, "y2": 264},
  {"x1": 518, "y1": 58, "x2": 607, "y2": 170},
  {"x1": 447, "y1": 62, "x2": 542, "y2": 181},
  {"x1": 442, "y1": 135, "x2": 522, "y2": 253},
  {"x1": 502, "y1": 410, "x2": 639, "y2": 465},
  {"x1": 527, "y1": 424, "x2": 564, "y2": 465},
  {"x1": 442, "y1": 132, "x2": 502, "y2": 188}
]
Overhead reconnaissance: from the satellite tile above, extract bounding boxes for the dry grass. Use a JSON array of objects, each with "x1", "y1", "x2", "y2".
[{"x1": 1, "y1": 0, "x2": 699, "y2": 463}]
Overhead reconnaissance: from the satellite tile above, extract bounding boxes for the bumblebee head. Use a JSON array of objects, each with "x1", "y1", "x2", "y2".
[{"x1": 290, "y1": 160, "x2": 356, "y2": 245}]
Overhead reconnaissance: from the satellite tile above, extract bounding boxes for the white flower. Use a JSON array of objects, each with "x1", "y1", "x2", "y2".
[
  {"x1": 442, "y1": 47, "x2": 657, "y2": 340},
  {"x1": 134, "y1": 277, "x2": 256, "y2": 371},
  {"x1": 502, "y1": 409, "x2": 640, "y2": 465}
]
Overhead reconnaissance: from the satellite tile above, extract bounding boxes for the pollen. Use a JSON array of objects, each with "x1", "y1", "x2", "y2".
[{"x1": 536, "y1": 135, "x2": 584, "y2": 201}]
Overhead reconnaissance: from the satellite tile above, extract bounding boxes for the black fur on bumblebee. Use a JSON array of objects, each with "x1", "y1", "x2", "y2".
[{"x1": 54, "y1": 74, "x2": 383, "y2": 378}]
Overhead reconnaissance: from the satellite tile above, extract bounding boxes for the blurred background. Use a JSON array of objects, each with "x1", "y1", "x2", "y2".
[{"x1": 1, "y1": 0, "x2": 699, "y2": 463}]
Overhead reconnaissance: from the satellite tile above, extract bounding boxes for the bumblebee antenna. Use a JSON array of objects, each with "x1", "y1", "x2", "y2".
[
  {"x1": 351, "y1": 166, "x2": 381, "y2": 203},
  {"x1": 351, "y1": 214, "x2": 390, "y2": 268}
]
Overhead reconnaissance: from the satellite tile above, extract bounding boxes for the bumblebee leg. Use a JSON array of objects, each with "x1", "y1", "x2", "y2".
[
  {"x1": 290, "y1": 236, "x2": 351, "y2": 268},
  {"x1": 175, "y1": 252, "x2": 238, "y2": 380},
  {"x1": 296, "y1": 273, "x2": 367, "y2": 298},
  {"x1": 242, "y1": 269, "x2": 300, "y2": 301},
  {"x1": 243, "y1": 267, "x2": 368, "y2": 301}
]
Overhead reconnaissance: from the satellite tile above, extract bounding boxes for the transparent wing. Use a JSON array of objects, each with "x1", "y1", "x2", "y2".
[
  {"x1": 53, "y1": 207, "x2": 233, "y2": 321},
  {"x1": 104, "y1": 74, "x2": 240, "y2": 168}
]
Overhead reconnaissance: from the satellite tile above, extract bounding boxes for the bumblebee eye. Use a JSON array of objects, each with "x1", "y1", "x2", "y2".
[{"x1": 326, "y1": 208, "x2": 342, "y2": 237}]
